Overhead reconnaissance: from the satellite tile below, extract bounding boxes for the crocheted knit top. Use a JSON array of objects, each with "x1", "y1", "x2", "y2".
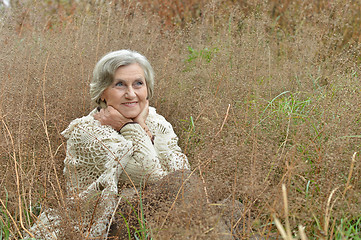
[{"x1": 28, "y1": 107, "x2": 189, "y2": 239}]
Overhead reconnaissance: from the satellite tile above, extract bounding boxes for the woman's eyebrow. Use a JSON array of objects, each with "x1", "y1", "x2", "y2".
[
  {"x1": 114, "y1": 76, "x2": 144, "y2": 81},
  {"x1": 114, "y1": 78, "x2": 125, "y2": 82}
]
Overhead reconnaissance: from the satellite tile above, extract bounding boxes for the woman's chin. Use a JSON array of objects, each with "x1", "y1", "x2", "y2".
[
  {"x1": 119, "y1": 107, "x2": 143, "y2": 120},
  {"x1": 121, "y1": 112, "x2": 139, "y2": 119},
  {"x1": 123, "y1": 114, "x2": 135, "y2": 119}
]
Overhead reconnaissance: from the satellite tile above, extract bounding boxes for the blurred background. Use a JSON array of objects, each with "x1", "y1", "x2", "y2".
[{"x1": 0, "y1": 0, "x2": 360, "y2": 239}]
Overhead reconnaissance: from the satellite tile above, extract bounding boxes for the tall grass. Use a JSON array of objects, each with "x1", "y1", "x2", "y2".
[{"x1": 0, "y1": 0, "x2": 360, "y2": 239}]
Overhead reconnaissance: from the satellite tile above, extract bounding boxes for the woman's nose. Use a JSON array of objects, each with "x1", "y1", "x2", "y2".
[{"x1": 125, "y1": 87, "x2": 136, "y2": 98}]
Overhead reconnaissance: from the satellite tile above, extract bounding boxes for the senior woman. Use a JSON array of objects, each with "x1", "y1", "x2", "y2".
[{"x1": 27, "y1": 50, "x2": 190, "y2": 239}]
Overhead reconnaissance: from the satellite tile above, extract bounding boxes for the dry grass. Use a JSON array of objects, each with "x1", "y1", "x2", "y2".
[{"x1": 1, "y1": 0, "x2": 361, "y2": 239}]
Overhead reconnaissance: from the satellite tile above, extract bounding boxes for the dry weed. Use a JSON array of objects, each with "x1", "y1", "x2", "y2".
[{"x1": 0, "y1": 0, "x2": 360, "y2": 239}]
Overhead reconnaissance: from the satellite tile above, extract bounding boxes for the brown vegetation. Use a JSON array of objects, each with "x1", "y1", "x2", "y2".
[{"x1": 0, "y1": 0, "x2": 360, "y2": 239}]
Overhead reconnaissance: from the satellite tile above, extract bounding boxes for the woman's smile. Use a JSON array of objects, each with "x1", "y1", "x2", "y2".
[{"x1": 122, "y1": 102, "x2": 138, "y2": 107}]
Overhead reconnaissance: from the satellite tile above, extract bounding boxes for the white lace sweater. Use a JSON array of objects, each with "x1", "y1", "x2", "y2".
[{"x1": 28, "y1": 107, "x2": 189, "y2": 239}]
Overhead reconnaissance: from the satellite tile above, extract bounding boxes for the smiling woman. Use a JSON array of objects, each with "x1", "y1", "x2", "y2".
[
  {"x1": 100, "y1": 63, "x2": 148, "y2": 120},
  {"x1": 26, "y1": 50, "x2": 190, "y2": 239}
]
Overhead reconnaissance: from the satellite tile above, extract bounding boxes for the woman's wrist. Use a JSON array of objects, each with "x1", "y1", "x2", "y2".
[{"x1": 116, "y1": 119, "x2": 134, "y2": 131}]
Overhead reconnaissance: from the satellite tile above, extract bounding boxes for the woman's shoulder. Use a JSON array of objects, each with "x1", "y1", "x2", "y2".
[
  {"x1": 61, "y1": 108, "x2": 113, "y2": 139},
  {"x1": 148, "y1": 106, "x2": 168, "y2": 123},
  {"x1": 147, "y1": 106, "x2": 174, "y2": 134}
]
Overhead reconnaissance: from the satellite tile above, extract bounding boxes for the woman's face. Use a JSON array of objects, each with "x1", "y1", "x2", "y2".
[{"x1": 100, "y1": 63, "x2": 148, "y2": 119}]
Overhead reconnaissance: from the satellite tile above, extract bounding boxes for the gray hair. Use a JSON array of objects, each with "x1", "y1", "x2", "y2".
[{"x1": 90, "y1": 50, "x2": 154, "y2": 105}]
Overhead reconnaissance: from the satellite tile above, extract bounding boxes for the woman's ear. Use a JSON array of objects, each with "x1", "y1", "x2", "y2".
[{"x1": 99, "y1": 99, "x2": 107, "y2": 109}]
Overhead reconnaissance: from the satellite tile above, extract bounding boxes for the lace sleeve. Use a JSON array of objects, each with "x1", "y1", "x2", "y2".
[
  {"x1": 118, "y1": 123, "x2": 167, "y2": 184},
  {"x1": 147, "y1": 110, "x2": 190, "y2": 172},
  {"x1": 62, "y1": 116, "x2": 134, "y2": 238},
  {"x1": 62, "y1": 116, "x2": 133, "y2": 192},
  {"x1": 154, "y1": 128, "x2": 190, "y2": 172}
]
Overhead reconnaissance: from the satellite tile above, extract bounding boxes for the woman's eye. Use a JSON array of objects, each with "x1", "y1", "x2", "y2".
[
  {"x1": 115, "y1": 82, "x2": 123, "y2": 87},
  {"x1": 134, "y1": 81, "x2": 144, "y2": 86}
]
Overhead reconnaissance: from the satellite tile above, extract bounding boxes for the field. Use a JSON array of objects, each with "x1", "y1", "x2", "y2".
[{"x1": 0, "y1": 0, "x2": 360, "y2": 239}]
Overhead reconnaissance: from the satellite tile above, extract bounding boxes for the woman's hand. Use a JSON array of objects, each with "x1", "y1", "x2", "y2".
[
  {"x1": 94, "y1": 106, "x2": 133, "y2": 131},
  {"x1": 133, "y1": 100, "x2": 149, "y2": 126},
  {"x1": 133, "y1": 101, "x2": 152, "y2": 139}
]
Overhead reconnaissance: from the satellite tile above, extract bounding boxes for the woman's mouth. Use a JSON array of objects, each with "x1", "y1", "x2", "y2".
[{"x1": 122, "y1": 102, "x2": 138, "y2": 107}]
